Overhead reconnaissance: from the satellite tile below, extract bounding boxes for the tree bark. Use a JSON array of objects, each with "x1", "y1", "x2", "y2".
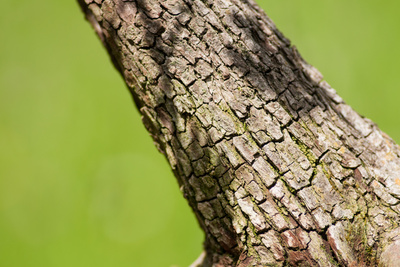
[{"x1": 77, "y1": 0, "x2": 400, "y2": 266}]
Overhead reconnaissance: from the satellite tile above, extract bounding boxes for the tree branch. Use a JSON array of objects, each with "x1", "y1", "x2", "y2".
[{"x1": 77, "y1": 0, "x2": 400, "y2": 265}]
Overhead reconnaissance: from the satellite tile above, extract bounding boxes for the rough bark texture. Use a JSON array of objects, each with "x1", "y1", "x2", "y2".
[{"x1": 77, "y1": 0, "x2": 400, "y2": 266}]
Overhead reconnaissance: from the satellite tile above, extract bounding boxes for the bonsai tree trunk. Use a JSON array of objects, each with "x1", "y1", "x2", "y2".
[{"x1": 77, "y1": 0, "x2": 400, "y2": 266}]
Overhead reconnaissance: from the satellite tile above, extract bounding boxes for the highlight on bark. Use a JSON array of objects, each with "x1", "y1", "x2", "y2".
[{"x1": 77, "y1": 0, "x2": 400, "y2": 266}]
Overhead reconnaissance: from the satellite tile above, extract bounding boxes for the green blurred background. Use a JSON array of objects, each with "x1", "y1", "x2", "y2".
[{"x1": 1, "y1": 1, "x2": 399, "y2": 266}]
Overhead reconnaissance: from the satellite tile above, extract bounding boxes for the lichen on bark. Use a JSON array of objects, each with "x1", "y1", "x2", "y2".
[{"x1": 78, "y1": 0, "x2": 400, "y2": 266}]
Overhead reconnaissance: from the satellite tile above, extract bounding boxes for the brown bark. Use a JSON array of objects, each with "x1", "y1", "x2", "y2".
[{"x1": 77, "y1": 0, "x2": 400, "y2": 266}]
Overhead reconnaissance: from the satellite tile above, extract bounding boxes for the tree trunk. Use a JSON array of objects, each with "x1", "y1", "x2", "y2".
[{"x1": 77, "y1": 0, "x2": 400, "y2": 266}]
